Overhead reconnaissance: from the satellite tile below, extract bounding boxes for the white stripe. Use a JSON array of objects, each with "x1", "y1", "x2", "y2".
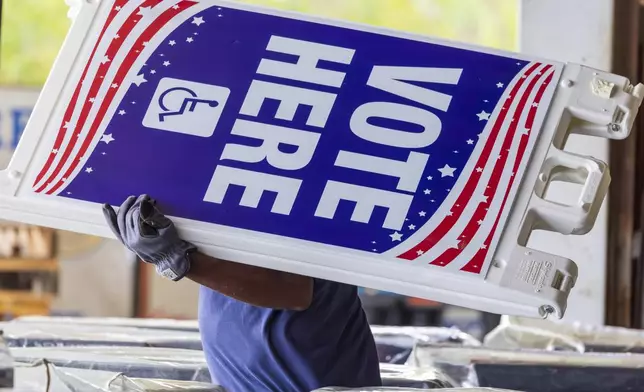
[
  {"x1": 383, "y1": 62, "x2": 540, "y2": 257},
  {"x1": 446, "y1": 68, "x2": 556, "y2": 272},
  {"x1": 51, "y1": 1, "x2": 215, "y2": 195},
  {"x1": 43, "y1": 0, "x2": 183, "y2": 194},
  {"x1": 34, "y1": 0, "x2": 145, "y2": 190},
  {"x1": 410, "y1": 64, "x2": 550, "y2": 263}
]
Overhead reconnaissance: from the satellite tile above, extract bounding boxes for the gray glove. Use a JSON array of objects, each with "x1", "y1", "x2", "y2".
[{"x1": 102, "y1": 195, "x2": 197, "y2": 281}]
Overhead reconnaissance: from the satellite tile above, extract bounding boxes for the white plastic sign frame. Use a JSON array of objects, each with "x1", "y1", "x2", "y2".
[{"x1": 1, "y1": 0, "x2": 642, "y2": 319}]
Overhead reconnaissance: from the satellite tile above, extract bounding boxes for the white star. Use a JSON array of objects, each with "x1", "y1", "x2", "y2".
[
  {"x1": 101, "y1": 152, "x2": 107, "y2": 155},
  {"x1": 62, "y1": 177, "x2": 68, "y2": 182},
  {"x1": 192, "y1": 16, "x2": 206, "y2": 26},
  {"x1": 150, "y1": 70, "x2": 157, "y2": 74},
  {"x1": 477, "y1": 111, "x2": 491, "y2": 121},
  {"x1": 416, "y1": 250, "x2": 425, "y2": 256},
  {"x1": 186, "y1": 37, "x2": 194, "y2": 43},
  {"x1": 453, "y1": 150, "x2": 459, "y2": 154},
  {"x1": 88, "y1": 97, "x2": 95, "y2": 103},
  {"x1": 172, "y1": 4, "x2": 180, "y2": 9},
  {"x1": 114, "y1": 34, "x2": 120, "y2": 40},
  {"x1": 532, "y1": 102, "x2": 539, "y2": 108},
  {"x1": 450, "y1": 239, "x2": 461, "y2": 250},
  {"x1": 438, "y1": 164, "x2": 457, "y2": 177},
  {"x1": 115, "y1": 6, "x2": 121, "y2": 11},
  {"x1": 218, "y1": 14, "x2": 223, "y2": 17},
  {"x1": 476, "y1": 167, "x2": 483, "y2": 173},
  {"x1": 63, "y1": 122, "x2": 71, "y2": 129},
  {"x1": 85, "y1": 167, "x2": 93, "y2": 174},
  {"x1": 516, "y1": 62, "x2": 522, "y2": 65},
  {"x1": 409, "y1": 224, "x2": 416, "y2": 230},
  {"x1": 427, "y1": 176, "x2": 433, "y2": 180},
  {"x1": 371, "y1": 241, "x2": 376, "y2": 244},
  {"x1": 163, "y1": 61, "x2": 171, "y2": 67},
  {"x1": 101, "y1": 134, "x2": 115, "y2": 144},
  {"x1": 101, "y1": 55, "x2": 111, "y2": 64},
  {"x1": 424, "y1": 189, "x2": 431, "y2": 195},
  {"x1": 137, "y1": 6, "x2": 152, "y2": 17},
  {"x1": 111, "y1": 83, "x2": 118, "y2": 88},
  {"x1": 481, "y1": 244, "x2": 488, "y2": 250},
  {"x1": 118, "y1": 110, "x2": 126, "y2": 115},
  {"x1": 419, "y1": 211, "x2": 426, "y2": 217},
  {"x1": 390, "y1": 232, "x2": 403, "y2": 242},
  {"x1": 51, "y1": 149, "x2": 58, "y2": 154},
  {"x1": 496, "y1": 82, "x2": 504, "y2": 88},
  {"x1": 447, "y1": 210, "x2": 454, "y2": 217},
  {"x1": 131, "y1": 73, "x2": 147, "y2": 87},
  {"x1": 483, "y1": 99, "x2": 489, "y2": 103},
  {"x1": 478, "y1": 194, "x2": 489, "y2": 203},
  {"x1": 522, "y1": 127, "x2": 531, "y2": 135},
  {"x1": 169, "y1": 40, "x2": 176, "y2": 46},
  {"x1": 477, "y1": 220, "x2": 483, "y2": 225},
  {"x1": 430, "y1": 200, "x2": 435, "y2": 203},
  {"x1": 466, "y1": 139, "x2": 474, "y2": 145}
]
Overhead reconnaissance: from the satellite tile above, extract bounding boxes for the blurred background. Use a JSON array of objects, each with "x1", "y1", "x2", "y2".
[{"x1": 0, "y1": 0, "x2": 640, "y2": 341}]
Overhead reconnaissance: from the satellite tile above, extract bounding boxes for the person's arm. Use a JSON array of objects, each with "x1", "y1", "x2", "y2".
[
  {"x1": 102, "y1": 195, "x2": 313, "y2": 312},
  {"x1": 186, "y1": 252, "x2": 313, "y2": 311}
]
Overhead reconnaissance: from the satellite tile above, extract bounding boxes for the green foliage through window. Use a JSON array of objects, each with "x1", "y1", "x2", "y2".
[{"x1": 0, "y1": 0, "x2": 517, "y2": 87}]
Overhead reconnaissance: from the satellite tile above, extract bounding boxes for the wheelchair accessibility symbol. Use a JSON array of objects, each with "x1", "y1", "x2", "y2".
[
  {"x1": 157, "y1": 87, "x2": 220, "y2": 122},
  {"x1": 143, "y1": 77, "x2": 231, "y2": 138}
]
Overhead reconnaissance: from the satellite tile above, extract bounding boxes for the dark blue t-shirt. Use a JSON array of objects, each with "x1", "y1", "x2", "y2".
[{"x1": 198, "y1": 279, "x2": 382, "y2": 392}]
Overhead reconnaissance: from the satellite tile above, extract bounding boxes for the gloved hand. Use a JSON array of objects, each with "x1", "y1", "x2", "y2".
[{"x1": 102, "y1": 195, "x2": 197, "y2": 281}]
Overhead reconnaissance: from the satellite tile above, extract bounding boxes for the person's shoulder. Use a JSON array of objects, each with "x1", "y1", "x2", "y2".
[
  {"x1": 313, "y1": 278, "x2": 357, "y2": 290},
  {"x1": 311, "y1": 278, "x2": 360, "y2": 303}
]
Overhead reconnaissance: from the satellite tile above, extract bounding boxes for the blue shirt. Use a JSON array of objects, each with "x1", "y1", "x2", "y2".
[{"x1": 198, "y1": 279, "x2": 382, "y2": 392}]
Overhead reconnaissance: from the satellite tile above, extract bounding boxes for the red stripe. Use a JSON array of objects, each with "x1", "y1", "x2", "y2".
[
  {"x1": 461, "y1": 72, "x2": 555, "y2": 274},
  {"x1": 46, "y1": 2, "x2": 197, "y2": 195},
  {"x1": 32, "y1": 0, "x2": 127, "y2": 188},
  {"x1": 397, "y1": 63, "x2": 542, "y2": 261},
  {"x1": 430, "y1": 65, "x2": 553, "y2": 267},
  {"x1": 35, "y1": 0, "x2": 164, "y2": 193}
]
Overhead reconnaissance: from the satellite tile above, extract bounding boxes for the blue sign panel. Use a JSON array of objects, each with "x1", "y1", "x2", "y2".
[{"x1": 33, "y1": 1, "x2": 557, "y2": 273}]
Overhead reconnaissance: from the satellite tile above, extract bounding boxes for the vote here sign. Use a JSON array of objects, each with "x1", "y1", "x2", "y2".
[{"x1": 30, "y1": 0, "x2": 560, "y2": 278}]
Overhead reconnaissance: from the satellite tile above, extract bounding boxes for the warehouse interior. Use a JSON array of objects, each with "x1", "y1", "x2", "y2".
[{"x1": 1, "y1": 0, "x2": 644, "y2": 390}]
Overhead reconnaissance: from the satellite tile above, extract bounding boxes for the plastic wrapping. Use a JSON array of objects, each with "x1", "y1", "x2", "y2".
[
  {"x1": 312, "y1": 388, "x2": 522, "y2": 392},
  {"x1": 12, "y1": 362, "x2": 223, "y2": 391},
  {"x1": 0, "y1": 335, "x2": 12, "y2": 389},
  {"x1": 0, "y1": 322, "x2": 202, "y2": 350},
  {"x1": 483, "y1": 320, "x2": 585, "y2": 353},
  {"x1": 408, "y1": 343, "x2": 644, "y2": 392},
  {"x1": 379, "y1": 364, "x2": 454, "y2": 389},
  {"x1": 12, "y1": 316, "x2": 200, "y2": 333},
  {"x1": 10, "y1": 346, "x2": 211, "y2": 382},
  {"x1": 371, "y1": 326, "x2": 480, "y2": 365},
  {"x1": 485, "y1": 315, "x2": 644, "y2": 353}
]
